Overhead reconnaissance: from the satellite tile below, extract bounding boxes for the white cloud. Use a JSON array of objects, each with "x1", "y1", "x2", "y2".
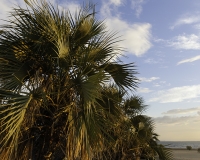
[
  {"x1": 154, "y1": 84, "x2": 160, "y2": 87},
  {"x1": 171, "y1": 15, "x2": 200, "y2": 29},
  {"x1": 153, "y1": 38, "x2": 165, "y2": 43},
  {"x1": 144, "y1": 58, "x2": 160, "y2": 64},
  {"x1": 177, "y1": 55, "x2": 200, "y2": 65},
  {"x1": 139, "y1": 77, "x2": 160, "y2": 82},
  {"x1": 162, "y1": 107, "x2": 200, "y2": 115},
  {"x1": 169, "y1": 34, "x2": 200, "y2": 50},
  {"x1": 156, "y1": 33, "x2": 200, "y2": 51},
  {"x1": 153, "y1": 81, "x2": 171, "y2": 88},
  {"x1": 105, "y1": 18, "x2": 152, "y2": 56},
  {"x1": 109, "y1": 0, "x2": 123, "y2": 6},
  {"x1": 100, "y1": 0, "x2": 151, "y2": 56},
  {"x1": 131, "y1": 0, "x2": 145, "y2": 18},
  {"x1": 149, "y1": 85, "x2": 200, "y2": 103},
  {"x1": 137, "y1": 87, "x2": 152, "y2": 93}
]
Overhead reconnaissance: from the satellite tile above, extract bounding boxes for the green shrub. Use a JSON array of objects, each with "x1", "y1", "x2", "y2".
[
  {"x1": 186, "y1": 146, "x2": 192, "y2": 150},
  {"x1": 197, "y1": 148, "x2": 200, "y2": 153}
]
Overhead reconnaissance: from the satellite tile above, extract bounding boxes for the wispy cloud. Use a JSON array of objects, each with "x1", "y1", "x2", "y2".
[
  {"x1": 137, "y1": 87, "x2": 152, "y2": 93},
  {"x1": 144, "y1": 58, "x2": 162, "y2": 64},
  {"x1": 153, "y1": 81, "x2": 171, "y2": 88},
  {"x1": 149, "y1": 85, "x2": 200, "y2": 103},
  {"x1": 177, "y1": 55, "x2": 200, "y2": 65},
  {"x1": 171, "y1": 15, "x2": 200, "y2": 29},
  {"x1": 106, "y1": 0, "x2": 146, "y2": 17},
  {"x1": 193, "y1": 23, "x2": 200, "y2": 30},
  {"x1": 162, "y1": 107, "x2": 200, "y2": 115},
  {"x1": 101, "y1": 0, "x2": 146, "y2": 18},
  {"x1": 57, "y1": 1, "x2": 81, "y2": 15},
  {"x1": 131, "y1": 0, "x2": 145, "y2": 18},
  {"x1": 109, "y1": 0, "x2": 123, "y2": 6},
  {"x1": 100, "y1": 0, "x2": 126, "y2": 17},
  {"x1": 154, "y1": 115, "x2": 199, "y2": 125},
  {"x1": 139, "y1": 77, "x2": 160, "y2": 82},
  {"x1": 169, "y1": 34, "x2": 200, "y2": 50}
]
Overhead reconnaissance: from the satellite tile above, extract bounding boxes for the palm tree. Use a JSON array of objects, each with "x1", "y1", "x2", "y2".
[
  {"x1": 122, "y1": 96, "x2": 174, "y2": 160},
  {"x1": 0, "y1": 1, "x2": 138, "y2": 159},
  {"x1": 93, "y1": 93, "x2": 173, "y2": 160}
]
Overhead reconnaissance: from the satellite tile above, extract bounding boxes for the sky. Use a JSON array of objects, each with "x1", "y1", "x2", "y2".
[{"x1": 1, "y1": 0, "x2": 200, "y2": 141}]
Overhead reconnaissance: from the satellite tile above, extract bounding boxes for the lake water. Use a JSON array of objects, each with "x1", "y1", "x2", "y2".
[{"x1": 160, "y1": 141, "x2": 200, "y2": 149}]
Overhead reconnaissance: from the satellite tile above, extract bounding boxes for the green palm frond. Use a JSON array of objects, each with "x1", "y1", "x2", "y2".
[
  {"x1": 0, "y1": 90, "x2": 32, "y2": 158},
  {"x1": 0, "y1": 1, "x2": 140, "y2": 159},
  {"x1": 104, "y1": 62, "x2": 139, "y2": 91},
  {"x1": 123, "y1": 95, "x2": 147, "y2": 117}
]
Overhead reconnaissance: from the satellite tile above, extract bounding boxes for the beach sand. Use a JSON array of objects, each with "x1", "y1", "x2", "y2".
[{"x1": 172, "y1": 149, "x2": 200, "y2": 160}]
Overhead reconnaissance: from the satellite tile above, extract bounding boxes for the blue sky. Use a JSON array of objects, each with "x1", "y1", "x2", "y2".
[{"x1": 1, "y1": 0, "x2": 200, "y2": 141}]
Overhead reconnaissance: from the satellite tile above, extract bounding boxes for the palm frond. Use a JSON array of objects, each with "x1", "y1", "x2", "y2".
[
  {"x1": 0, "y1": 1, "x2": 140, "y2": 159},
  {"x1": 123, "y1": 95, "x2": 147, "y2": 117},
  {"x1": 0, "y1": 90, "x2": 32, "y2": 159},
  {"x1": 104, "y1": 63, "x2": 139, "y2": 91}
]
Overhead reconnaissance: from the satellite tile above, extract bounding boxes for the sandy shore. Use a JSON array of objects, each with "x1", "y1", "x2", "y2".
[{"x1": 172, "y1": 149, "x2": 200, "y2": 160}]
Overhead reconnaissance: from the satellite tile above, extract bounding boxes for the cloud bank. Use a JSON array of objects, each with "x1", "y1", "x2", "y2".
[
  {"x1": 149, "y1": 85, "x2": 200, "y2": 103},
  {"x1": 162, "y1": 107, "x2": 200, "y2": 115},
  {"x1": 154, "y1": 115, "x2": 197, "y2": 125},
  {"x1": 154, "y1": 107, "x2": 200, "y2": 125},
  {"x1": 169, "y1": 34, "x2": 200, "y2": 50}
]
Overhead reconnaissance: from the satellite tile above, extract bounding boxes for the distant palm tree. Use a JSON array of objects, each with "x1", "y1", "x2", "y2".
[
  {"x1": 123, "y1": 96, "x2": 174, "y2": 160},
  {"x1": 100, "y1": 95, "x2": 173, "y2": 160},
  {"x1": 0, "y1": 1, "x2": 138, "y2": 160}
]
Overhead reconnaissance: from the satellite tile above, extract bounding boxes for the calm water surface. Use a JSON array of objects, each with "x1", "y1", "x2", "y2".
[{"x1": 160, "y1": 141, "x2": 200, "y2": 149}]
